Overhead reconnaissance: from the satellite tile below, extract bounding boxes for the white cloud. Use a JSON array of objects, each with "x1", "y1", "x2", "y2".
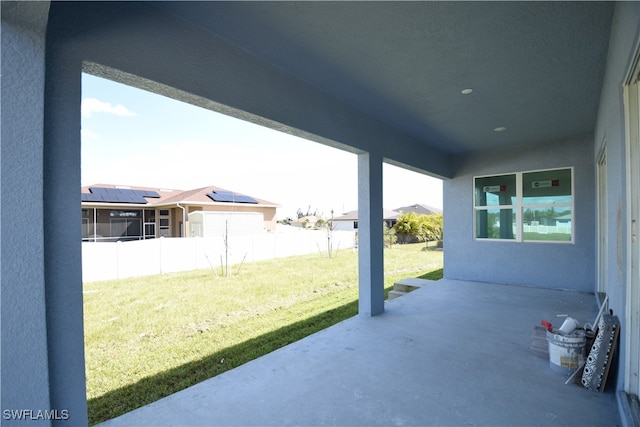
[
  {"x1": 81, "y1": 129, "x2": 99, "y2": 140},
  {"x1": 81, "y1": 98, "x2": 137, "y2": 118}
]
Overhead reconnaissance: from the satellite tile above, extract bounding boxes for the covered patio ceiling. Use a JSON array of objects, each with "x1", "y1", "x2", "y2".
[{"x1": 153, "y1": 1, "x2": 614, "y2": 156}]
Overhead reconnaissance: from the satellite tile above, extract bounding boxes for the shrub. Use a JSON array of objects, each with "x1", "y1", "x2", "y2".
[
  {"x1": 383, "y1": 223, "x2": 397, "y2": 247},
  {"x1": 394, "y1": 212, "x2": 443, "y2": 243}
]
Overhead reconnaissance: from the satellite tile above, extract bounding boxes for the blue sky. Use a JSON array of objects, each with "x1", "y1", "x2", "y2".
[{"x1": 81, "y1": 74, "x2": 442, "y2": 219}]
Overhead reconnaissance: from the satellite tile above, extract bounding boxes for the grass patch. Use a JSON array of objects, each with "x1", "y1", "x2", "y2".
[
  {"x1": 522, "y1": 232, "x2": 571, "y2": 241},
  {"x1": 417, "y1": 268, "x2": 444, "y2": 280},
  {"x1": 84, "y1": 242, "x2": 443, "y2": 424}
]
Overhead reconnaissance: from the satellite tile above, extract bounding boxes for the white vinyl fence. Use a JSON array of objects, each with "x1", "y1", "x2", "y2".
[
  {"x1": 82, "y1": 228, "x2": 356, "y2": 282},
  {"x1": 522, "y1": 224, "x2": 571, "y2": 235}
]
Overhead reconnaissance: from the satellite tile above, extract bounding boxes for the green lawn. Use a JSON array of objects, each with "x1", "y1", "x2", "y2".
[
  {"x1": 522, "y1": 232, "x2": 572, "y2": 241},
  {"x1": 84, "y1": 243, "x2": 443, "y2": 424}
]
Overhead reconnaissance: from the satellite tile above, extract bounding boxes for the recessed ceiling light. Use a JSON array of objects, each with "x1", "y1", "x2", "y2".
[
  {"x1": 494, "y1": 126, "x2": 507, "y2": 132},
  {"x1": 461, "y1": 88, "x2": 473, "y2": 95}
]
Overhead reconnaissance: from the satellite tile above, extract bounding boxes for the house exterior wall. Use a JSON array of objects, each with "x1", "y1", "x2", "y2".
[
  {"x1": 444, "y1": 136, "x2": 595, "y2": 292},
  {"x1": 192, "y1": 205, "x2": 277, "y2": 231},
  {"x1": 593, "y1": 0, "x2": 640, "y2": 329},
  {"x1": 333, "y1": 220, "x2": 357, "y2": 232},
  {"x1": 188, "y1": 211, "x2": 264, "y2": 237},
  {"x1": 262, "y1": 208, "x2": 277, "y2": 231},
  {"x1": 592, "y1": 0, "x2": 640, "y2": 398},
  {"x1": 170, "y1": 207, "x2": 182, "y2": 237}
]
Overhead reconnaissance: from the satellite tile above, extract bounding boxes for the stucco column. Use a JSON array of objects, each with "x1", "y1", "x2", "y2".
[
  {"x1": 43, "y1": 6, "x2": 89, "y2": 424},
  {"x1": 357, "y1": 152, "x2": 385, "y2": 316},
  {"x1": 1, "y1": 2, "x2": 54, "y2": 425}
]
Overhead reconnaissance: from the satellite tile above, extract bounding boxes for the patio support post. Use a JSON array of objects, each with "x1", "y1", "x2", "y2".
[
  {"x1": 1, "y1": 3, "x2": 53, "y2": 421},
  {"x1": 43, "y1": 18, "x2": 89, "y2": 424},
  {"x1": 357, "y1": 152, "x2": 385, "y2": 316}
]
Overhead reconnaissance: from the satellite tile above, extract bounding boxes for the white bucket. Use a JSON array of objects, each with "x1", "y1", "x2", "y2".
[
  {"x1": 558, "y1": 317, "x2": 579, "y2": 334},
  {"x1": 546, "y1": 330, "x2": 586, "y2": 375}
]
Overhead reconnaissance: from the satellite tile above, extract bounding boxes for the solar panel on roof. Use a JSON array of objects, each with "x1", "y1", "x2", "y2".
[
  {"x1": 234, "y1": 195, "x2": 258, "y2": 204},
  {"x1": 208, "y1": 191, "x2": 235, "y2": 203},
  {"x1": 134, "y1": 189, "x2": 161, "y2": 199},
  {"x1": 82, "y1": 187, "x2": 160, "y2": 204},
  {"x1": 119, "y1": 190, "x2": 136, "y2": 203},
  {"x1": 206, "y1": 191, "x2": 258, "y2": 204}
]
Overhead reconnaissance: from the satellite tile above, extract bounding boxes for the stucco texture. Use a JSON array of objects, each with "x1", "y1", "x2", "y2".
[
  {"x1": 444, "y1": 136, "x2": 595, "y2": 292},
  {"x1": 1, "y1": 9, "x2": 52, "y2": 423}
]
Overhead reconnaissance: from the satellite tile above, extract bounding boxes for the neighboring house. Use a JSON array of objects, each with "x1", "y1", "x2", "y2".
[
  {"x1": 394, "y1": 204, "x2": 442, "y2": 216},
  {"x1": 81, "y1": 184, "x2": 278, "y2": 241},
  {"x1": 5, "y1": 3, "x2": 640, "y2": 425},
  {"x1": 555, "y1": 214, "x2": 572, "y2": 226},
  {"x1": 332, "y1": 209, "x2": 400, "y2": 231}
]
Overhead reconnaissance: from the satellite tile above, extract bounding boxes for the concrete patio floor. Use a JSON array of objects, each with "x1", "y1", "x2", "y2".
[{"x1": 99, "y1": 279, "x2": 620, "y2": 426}]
